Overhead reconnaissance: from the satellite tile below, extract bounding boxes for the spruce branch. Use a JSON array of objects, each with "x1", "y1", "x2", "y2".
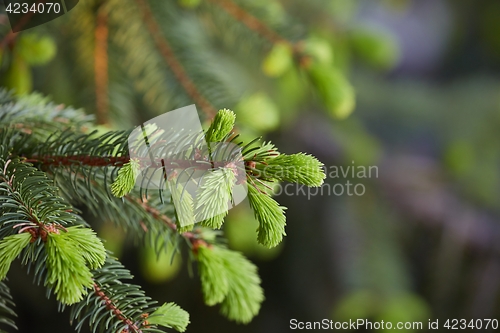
[
  {"x1": 112, "y1": 158, "x2": 141, "y2": 197},
  {"x1": 72, "y1": 255, "x2": 189, "y2": 333},
  {"x1": 218, "y1": 247, "x2": 264, "y2": 323},
  {"x1": 128, "y1": 196, "x2": 177, "y2": 231},
  {"x1": 3, "y1": 98, "x2": 325, "y2": 250},
  {"x1": 0, "y1": 91, "x2": 93, "y2": 140},
  {"x1": 91, "y1": 282, "x2": 142, "y2": 333},
  {"x1": 45, "y1": 230, "x2": 96, "y2": 304},
  {"x1": 195, "y1": 167, "x2": 236, "y2": 229},
  {"x1": 24, "y1": 154, "x2": 239, "y2": 169},
  {"x1": 40, "y1": 161, "x2": 192, "y2": 256},
  {"x1": 130, "y1": 196, "x2": 211, "y2": 250},
  {"x1": 208, "y1": 0, "x2": 287, "y2": 45},
  {"x1": 0, "y1": 156, "x2": 107, "y2": 304},
  {"x1": 168, "y1": 177, "x2": 196, "y2": 232},
  {"x1": 1, "y1": 91, "x2": 327, "y2": 329},
  {"x1": 0, "y1": 233, "x2": 32, "y2": 280},
  {"x1": 38, "y1": 159, "x2": 189, "y2": 254},
  {"x1": 196, "y1": 244, "x2": 264, "y2": 323},
  {"x1": 147, "y1": 303, "x2": 190, "y2": 333},
  {"x1": 247, "y1": 184, "x2": 286, "y2": 248},
  {"x1": 205, "y1": 108, "x2": 236, "y2": 143},
  {"x1": 24, "y1": 155, "x2": 129, "y2": 167},
  {"x1": 257, "y1": 152, "x2": 326, "y2": 187},
  {"x1": 105, "y1": 107, "x2": 324, "y2": 246},
  {"x1": 208, "y1": 0, "x2": 310, "y2": 65},
  {"x1": 19, "y1": 144, "x2": 206, "y2": 255},
  {"x1": 133, "y1": 0, "x2": 217, "y2": 119},
  {"x1": 0, "y1": 156, "x2": 79, "y2": 239}
]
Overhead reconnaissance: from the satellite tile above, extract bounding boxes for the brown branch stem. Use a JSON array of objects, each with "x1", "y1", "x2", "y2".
[
  {"x1": 208, "y1": 0, "x2": 310, "y2": 64},
  {"x1": 93, "y1": 283, "x2": 142, "y2": 333},
  {"x1": 24, "y1": 155, "x2": 130, "y2": 167},
  {"x1": 24, "y1": 154, "x2": 249, "y2": 170},
  {"x1": 129, "y1": 196, "x2": 208, "y2": 250},
  {"x1": 209, "y1": 0, "x2": 286, "y2": 45},
  {"x1": 94, "y1": 6, "x2": 109, "y2": 125},
  {"x1": 133, "y1": 0, "x2": 217, "y2": 119}
]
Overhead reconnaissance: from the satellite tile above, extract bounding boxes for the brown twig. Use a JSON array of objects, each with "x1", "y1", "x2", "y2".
[
  {"x1": 130, "y1": 196, "x2": 177, "y2": 230},
  {"x1": 20, "y1": 154, "x2": 210, "y2": 250},
  {"x1": 24, "y1": 155, "x2": 130, "y2": 167},
  {"x1": 208, "y1": 0, "x2": 310, "y2": 65},
  {"x1": 93, "y1": 283, "x2": 142, "y2": 333},
  {"x1": 23, "y1": 154, "x2": 245, "y2": 171},
  {"x1": 133, "y1": 0, "x2": 217, "y2": 119},
  {"x1": 209, "y1": 0, "x2": 286, "y2": 45},
  {"x1": 94, "y1": 6, "x2": 109, "y2": 125},
  {"x1": 129, "y1": 196, "x2": 209, "y2": 250}
]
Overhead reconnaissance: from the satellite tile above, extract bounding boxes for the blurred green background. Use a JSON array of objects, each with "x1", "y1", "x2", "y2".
[{"x1": 1, "y1": 0, "x2": 500, "y2": 332}]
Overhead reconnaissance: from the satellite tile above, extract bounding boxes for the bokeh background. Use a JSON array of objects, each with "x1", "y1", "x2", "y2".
[{"x1": 1, "y1": 0, "x2": 500, "y2": 332}]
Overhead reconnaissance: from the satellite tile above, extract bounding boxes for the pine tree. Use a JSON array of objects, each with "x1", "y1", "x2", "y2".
[{"x1": 0, "y1": 89, "x2": 325, "y2": 332}]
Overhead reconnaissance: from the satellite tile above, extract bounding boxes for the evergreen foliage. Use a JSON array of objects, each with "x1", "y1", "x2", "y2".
[
  {"x1": 205, "y1": 108, "x2": 236, "y2": 143},
  {"x1": 70, "y1": 255, "x2": 190, "y2": 333},
  {"x1": 0, "y1": 233, "x2": 31, "y2": 280},
  {"x1": 0, "y1": 0, "x2": 339, "y2": 330},
  {"x1": 260, "y1": 153, "x2": 326, "y2": 187},
  {"x1": 196, "y1": 167, "x2": 236, "y2": 229},
  {"x1": 45, "y1": 230, "x2": 96, "y2": 305},
  {"x1": 147, "y1": 303, "x2": 190, "y2": 332},
  {"x1": 247, "y1": 185, "x2": 287, "y2": 248},
  {"x1": 196, "y1": 245, "x2": 264, "y2": 323},
  {"x1": 0, "y1": 90, "x2": 325, "y2": 331},
  {"x1": 111, "y1": 158, "x2": 141, "y2": 197}
]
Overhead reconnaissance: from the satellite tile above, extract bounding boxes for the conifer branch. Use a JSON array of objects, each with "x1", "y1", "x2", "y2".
[
  {"x1": 92, "y1": 283, "x2": 142, "y2": 333},
  {"x1": 195, "y1": 244, "x2": 264, "y2": 323},
  {"x1": 1, "y1": 91, "x2": 327, "y2": 328},
  {"x1": 0, "y1": 156, "x2": 78, "y2": 240},
  {"x1": 208, "y1": 0, "x2": 310, "y2": 64},
  {"x1": 72, "y1": 255, "x2": 190, "y2": 333},
  {"x1": 209, "y1": 0, "x2": 286, "y2": 45},
  {"x1": 133, "y1": 0, "x2": 217, "y2": 119},
  {"x1": 25, "y1": 154, "x2": 243, "y2": 170},
  {"x1": 130, "y1": 196, "x2": 209, "y2": 249},
  {"x1": 128, "y1": 196, "x2": 177, "y2": 231},
  {"x1": 24, "y1": 155, "x2": 129, "y2": 167}
]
